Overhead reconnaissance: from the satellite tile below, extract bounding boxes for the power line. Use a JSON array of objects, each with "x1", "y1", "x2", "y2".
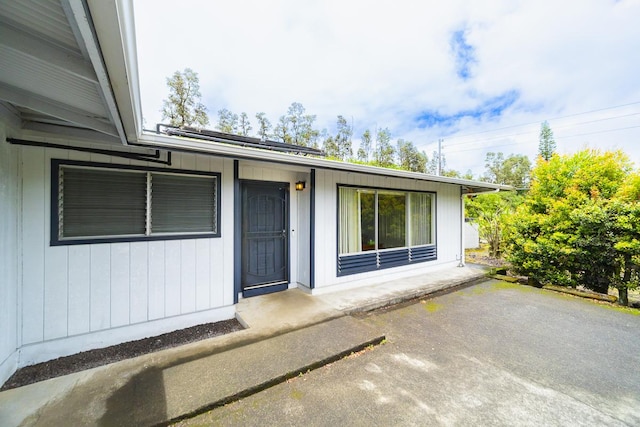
[
  {"x1": 556, "y1": 124, "x2": 640, "y2": 139},
  {"x1": 442, "y1": 101, "x2": 640, "y2": 144},
  {"x1": 451, "y1": 124, "x2": 640, "y2": 153},
  {"x1": 445, "y1": 112, "x2": 640, "y2": 148}
]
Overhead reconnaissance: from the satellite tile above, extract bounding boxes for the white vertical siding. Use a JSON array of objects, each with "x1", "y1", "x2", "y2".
[
  {"x1": 164, "y1": 240, "x2": 182, "y2": 316},
  {"x1": 21, "y1": 147, "x2": 45, "y2": 344},
  {"x1": 148, "y1": 241, "x2": 166, "y2": 320},
  {"x1": 0, "y1": 129, "x2": 21, "y2": 384},
  {"x1": 17, "y1": 146, "x2": 235, "y2": 366},
  {"x1": 129, "y1": 243, "x2": 149, "y2": 324},
  {"x1": 90, "y1": 244, "x2": 111, "y2": 331},
  {"x1": 180, "y1": 240, "x2": 197, "y2": 314},
  {"x1": 110, "y1": 243, "x2": 131, "y2": 327},
  {"x1": 218, "y1": 157, "x2": 236, "y2": 306},
  {"x1": 67, "y1": 245, "x2": 90, "y2": 335},
  {"x1": 43, "y1": 246, "x2": 68, "y2": 339},
  {"x1": 435, "y1": 183, "x2": 463, "y2": 262},
  {"x1": 43, "y1": 149, "x2": 68, "y2": 340},
  {"x1": 296, "y1": 175, "x2": 311, "y2": 288},
  {"x1": 195, "y1": 239, "x2": 211, "y2": 311}
]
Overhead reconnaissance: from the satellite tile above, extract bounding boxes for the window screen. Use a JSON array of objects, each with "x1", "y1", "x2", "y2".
[
  {"x1": 55, "y1": 162, "x2": 220, "y2": 244},
  {"x1": 61, "y1": 168, "x2": 146, "y2": 237},
  {"x1": 152, "y1": 174, "x2": 217, "y2": 233}
]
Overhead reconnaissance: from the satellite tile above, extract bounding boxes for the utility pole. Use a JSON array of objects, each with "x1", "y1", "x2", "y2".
[{"x1": 437, "y1": 138, "x2": 443, "y2": 176}]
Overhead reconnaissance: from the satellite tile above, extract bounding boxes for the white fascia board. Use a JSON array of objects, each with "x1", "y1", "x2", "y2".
[
  {"x1": 62, "y1": 0, "x2": 128, "y2": 145},
  {"x1": 87, "y1": 0, "x2": 143, "y2": 143},
  {"x1": 138, "y1": 131, "x2": 513, "y2": 192}
]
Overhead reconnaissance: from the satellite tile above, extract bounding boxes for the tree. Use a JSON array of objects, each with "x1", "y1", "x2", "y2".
[
  {"x1": 322, "y1": 134, "x2": 340, "y2": 159},
  {"x1": 334, "y1": 115, "x2": 353, "y2": 161},
  {"x1": 397, "y1": 139, "x2": 427, "y2": 173},
  {"x1": 610, "y1": 173, "x2": 640, "y2": 305},
  {"x1": 507, "y1": 149, "x2": 636, "y2": 300},
  {"x1": 272, "y1": 115, "x2": 291, "y2": 143},
  {"x1": 255, "y1": 112, "x2": 272, "y2": 140},
  {"x1": 374, "y1": 128, "x2": 395, "y2": 167},
  {"x1": 216, "y1": 108, "x2": 238, "y2": 134},
  {"x1": 161, "y1": 68, "x2": 209, "y2": 128},
  {"x1": 484, "y1": 152, "x2": 531, "y2": 188},
  {"x1": 272, "y1": 102, "x2": 319, "y2": 147},
  {"x1": 466, "y1": 192, "x2": 522, "y2": 258},
  {"x1": 538, "y1": 121, "x2": 556, "y2": 161},
  {"x1": 441, "y1": 169, "x2": 474, "y2": 179},
  {"x1": 287, "y1": 102, "x2": 319, "y2": 146},
  {"x1": 287, "y1": 102, "x2": 305, "y2": 144},
  {"x1": 357, "y1": 129, "x2": 372, "y2": 162},
  {"x1": 426, "y1": 151, "x2": 446, "y2": 175},
  {"x1": 238, "y1": 112, "x2": 252, "y2": 136}
]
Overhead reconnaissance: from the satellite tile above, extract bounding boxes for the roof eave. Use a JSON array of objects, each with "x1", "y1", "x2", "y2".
[
  {"x1": 137, "y1": 131, "x2": 513, "y2": 193},
  {"x1": 86, "y1": 0, "x2": 141, "y2": 144}
]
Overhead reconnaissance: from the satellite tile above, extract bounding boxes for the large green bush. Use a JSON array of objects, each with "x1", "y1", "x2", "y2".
[{"x1": 506, "y1": 149, "x2": 640, "y2": 304}]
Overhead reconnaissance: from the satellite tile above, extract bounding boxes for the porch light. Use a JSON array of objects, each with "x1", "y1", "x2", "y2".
[{"x1": 295, "y1": 181, "x2": 306, "y2": 191}]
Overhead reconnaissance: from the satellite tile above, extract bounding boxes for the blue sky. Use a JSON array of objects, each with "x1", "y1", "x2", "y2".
[{"x1": 133, "y1": 0, "x2": 640, "y2": 176}]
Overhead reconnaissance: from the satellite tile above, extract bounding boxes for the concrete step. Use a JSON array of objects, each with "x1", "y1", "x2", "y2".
[{"x1": 26, "y1": 316, "x2": 384, "y2": 427}]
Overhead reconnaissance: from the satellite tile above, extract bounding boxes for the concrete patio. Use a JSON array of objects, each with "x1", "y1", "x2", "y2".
[{"x1": 0, "y1": 264, "x2": 488, "y2": 426}]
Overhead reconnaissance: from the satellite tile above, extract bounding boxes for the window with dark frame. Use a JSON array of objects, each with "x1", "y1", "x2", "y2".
[
  {"x1": 337, "y1": 185, "x2": 436, "y2": 275},
  {"x1": 52, "y1": 161, "x2": 220, "y2": 245}
]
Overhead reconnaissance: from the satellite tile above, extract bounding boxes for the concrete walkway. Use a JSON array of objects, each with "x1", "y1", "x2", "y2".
[{"x1": 0, "y1": 264, "x2": 487, "y2": 427}]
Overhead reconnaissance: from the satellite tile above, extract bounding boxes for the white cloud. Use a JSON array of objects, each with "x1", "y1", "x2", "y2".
[{"x1": 134, "y1": 0, "x2": 640, "y2": 176}]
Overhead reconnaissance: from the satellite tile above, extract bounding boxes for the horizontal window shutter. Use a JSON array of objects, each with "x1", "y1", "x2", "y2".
[
  {"x1": 151, "y1": 174, "x2": 216, "y2": 233},
  {"x1": 62, "y1": 168, "x2": 146, "y2": 237}
]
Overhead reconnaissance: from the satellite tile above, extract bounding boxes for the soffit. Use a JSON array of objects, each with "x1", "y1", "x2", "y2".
[{"x1": 0, "y1": 0, "x2": 125, "y2": 144}]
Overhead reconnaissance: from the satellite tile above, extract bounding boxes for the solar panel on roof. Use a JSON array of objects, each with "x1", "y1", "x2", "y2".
[{"x1": 157, "y1": 124, "x2": 326, "y2": 157}]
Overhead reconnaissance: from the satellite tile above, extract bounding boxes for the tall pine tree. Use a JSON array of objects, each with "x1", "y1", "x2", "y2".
[{"x1": 538, "y1": 121, "x2": 556, "y2": 161}]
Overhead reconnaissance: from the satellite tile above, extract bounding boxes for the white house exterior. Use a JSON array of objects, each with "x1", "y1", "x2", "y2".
[{"x1": 0, "y1": 0, "x2": 510, "y2": 386}]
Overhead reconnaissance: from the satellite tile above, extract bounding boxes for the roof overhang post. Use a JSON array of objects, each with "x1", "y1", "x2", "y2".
[{"x1": 459, "y1": 186, "x2": 465, "y2": 267}]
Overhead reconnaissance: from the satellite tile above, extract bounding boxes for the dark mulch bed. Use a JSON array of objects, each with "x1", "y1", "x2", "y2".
[{"x1": 1, "y1": 318, "x2": 244, "y2": 391}]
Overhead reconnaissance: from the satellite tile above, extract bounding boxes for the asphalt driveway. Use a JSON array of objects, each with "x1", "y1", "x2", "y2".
[{"x1": 175, "y1": 280, "x2": 640, "y2": 426}]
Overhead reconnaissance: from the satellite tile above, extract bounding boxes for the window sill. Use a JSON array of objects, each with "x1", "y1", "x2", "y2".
[{"x1": 51, "y1": 232, "x2": 220, "y2": 246}]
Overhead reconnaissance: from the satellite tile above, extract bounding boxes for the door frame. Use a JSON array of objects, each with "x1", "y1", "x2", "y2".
[{"x1": 237, "y1": 179, "x2": 291, "y2": 298}]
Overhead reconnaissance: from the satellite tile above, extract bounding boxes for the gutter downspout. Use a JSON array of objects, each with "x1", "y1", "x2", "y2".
[{"x1": 459, "y1": 187, "x2": 500, "y2": 267}]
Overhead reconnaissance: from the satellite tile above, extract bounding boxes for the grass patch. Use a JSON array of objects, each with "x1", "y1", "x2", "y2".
[
  {"x1": 489, "y1": 281, "x2": 539, "y2": 292},
  {"x1": 421, "y1": 300, "x2": 443, "y2": 313},
  {"x1": 491, "y1": 281, "x2": 521, "y2": 290},
  {"x1": 289, "y1": 389, "x2": 304, "y2": 400},
  {"x1": 599, "y1": 303, "x2": 640, "y2": 316},
  {"x1": 489, "y1": 280, "x2": 640, "y2": 315}
]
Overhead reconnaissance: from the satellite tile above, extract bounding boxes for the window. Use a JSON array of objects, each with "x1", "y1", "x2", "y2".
[
  {"x1": 337, "y1": 185, "x2": 436, "y2": 275},
  {"x1": 409, "y1": 192, "x2": 432, "y2": 246},
  {"x1": 52, "y1": 160, "x2": 220, "y2": 245},
  {"x1": 378, "y1": 192, "x2": 406, "y2": 249},
  {"x1": 151, "y1": 173, "x2": 217, "y2": 233}
]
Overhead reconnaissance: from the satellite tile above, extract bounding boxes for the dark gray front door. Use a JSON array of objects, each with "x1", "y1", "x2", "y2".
[{"x1": 241, "y1": 181, "x2": 289, "y2": 296}]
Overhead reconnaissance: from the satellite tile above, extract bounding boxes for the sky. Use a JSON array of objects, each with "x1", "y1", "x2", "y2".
[{"x1": 133, "y1": 0, "x2": 640, "y2": 177}]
